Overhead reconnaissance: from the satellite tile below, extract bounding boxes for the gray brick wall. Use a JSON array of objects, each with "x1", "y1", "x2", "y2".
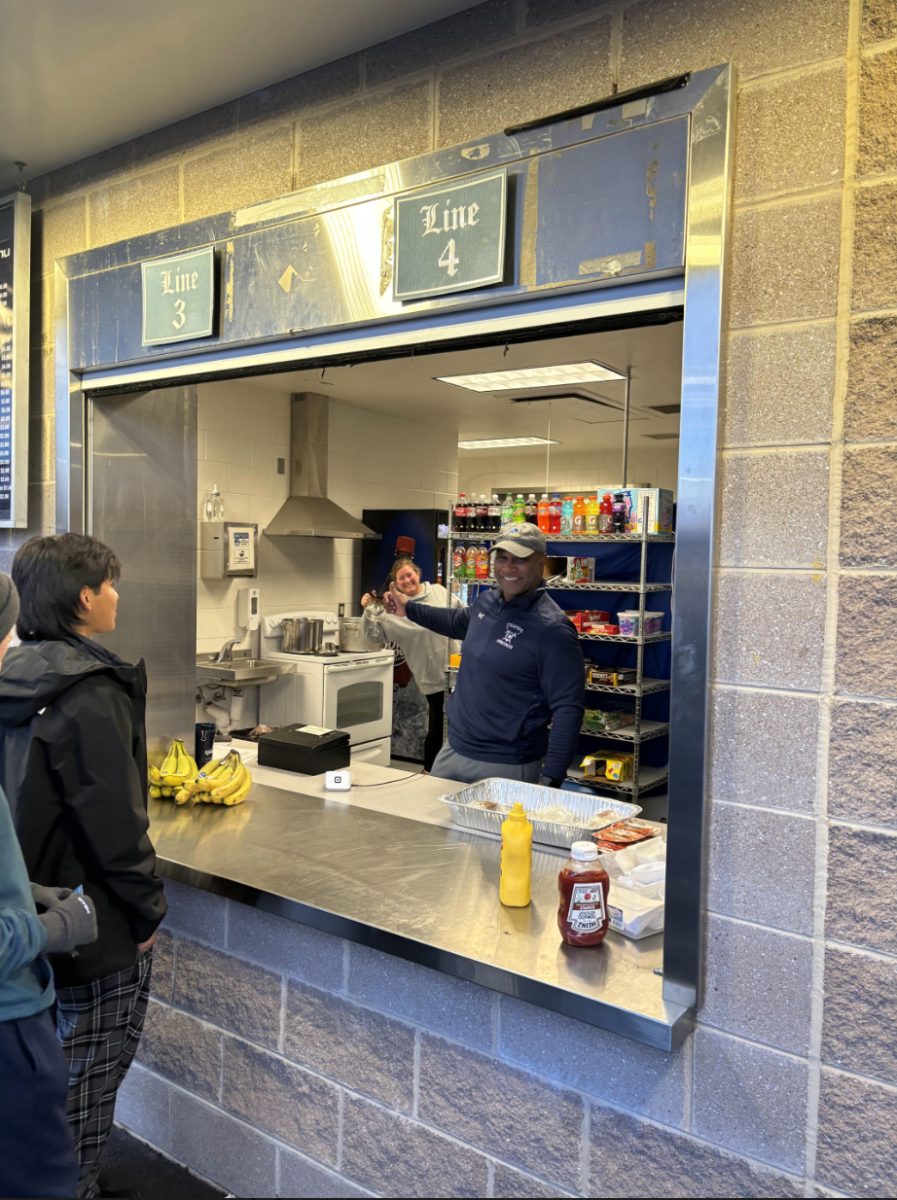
[
  {"x1": 119, "y1": 882, "x2": 804, "y2": 1196},
  {"x1": 28, "y1": 0, "x2": 897, "y2": 1194}
]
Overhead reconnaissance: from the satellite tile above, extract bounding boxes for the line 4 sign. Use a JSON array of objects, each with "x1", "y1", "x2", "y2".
[{"x1": 393, "y1": 169, "x2": 507, "y2": 302}]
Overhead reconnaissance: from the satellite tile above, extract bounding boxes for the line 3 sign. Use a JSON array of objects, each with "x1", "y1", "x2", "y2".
[
  {"x1": 393, "y1": 168, "x2": 507, "y2": 302},
  {"x1": 141, "y1": 247, "x2": 215, "y2": 346}
]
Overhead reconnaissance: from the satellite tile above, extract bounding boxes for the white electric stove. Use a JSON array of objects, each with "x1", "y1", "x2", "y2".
[{"x1": 259, "y1": 611, "x2": 394, "y2": 766}]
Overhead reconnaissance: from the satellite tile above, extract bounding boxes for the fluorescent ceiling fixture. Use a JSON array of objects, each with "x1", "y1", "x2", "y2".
[
  {"x1": 458, "y1": 437, "x2": 561, "y2": 450},
  {"x1": 438, "y1": 361, "x2": 626, "y2": 392}
]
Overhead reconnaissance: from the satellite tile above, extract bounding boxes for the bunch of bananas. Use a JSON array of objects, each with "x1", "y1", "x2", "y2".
[
  {"x1": 149, "y1": 739, "x2": 198, "y2": 803},
  {"x1": 186, "y1": 749, "x2": 252, "y2": 806},
  {"x1": 148, "y1": 741, "x2": 252, "y2": 807}
]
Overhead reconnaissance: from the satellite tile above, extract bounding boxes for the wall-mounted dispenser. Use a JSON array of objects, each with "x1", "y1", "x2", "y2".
[
  {"x1": 238, "y1": 587, "x2": 260, "y2": 631},
  {"x1": 200, "y1": 522, "x2": 258, "y2": 578}
]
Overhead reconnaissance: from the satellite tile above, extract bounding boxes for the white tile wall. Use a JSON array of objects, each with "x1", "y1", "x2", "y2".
[
  {"x1": 458, "y1": 445, "x2": 679, "y2": 500},
  {"x1": 196, "y1": 383, "x2": 458, "y2": 657}
]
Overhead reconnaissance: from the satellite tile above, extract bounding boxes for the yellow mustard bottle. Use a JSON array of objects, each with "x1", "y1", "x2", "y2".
[{"x1": 500, "y1": 802, "x2": 533, "y2": 907}]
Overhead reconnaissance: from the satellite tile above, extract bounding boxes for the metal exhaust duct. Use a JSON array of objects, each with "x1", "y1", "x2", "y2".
[{"x1": 264, "y1": 394, "x2": 379, "y2": 540}]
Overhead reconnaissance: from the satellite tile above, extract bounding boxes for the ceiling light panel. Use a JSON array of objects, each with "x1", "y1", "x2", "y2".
[
  {"x1": 438, "y1": 361, "x2": 626, "y2": 392},
  {"x1": 458, "y1": 437, "x2": 561, "y2": 450}
]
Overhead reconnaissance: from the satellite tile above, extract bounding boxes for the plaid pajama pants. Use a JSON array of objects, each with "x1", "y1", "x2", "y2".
[{"x1": 55, "y1": 947, "x2": 153, "y2": 1199}]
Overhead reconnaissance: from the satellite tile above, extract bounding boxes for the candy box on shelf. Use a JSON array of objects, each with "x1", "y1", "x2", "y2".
[
  {"x1": 566, "y1": 610, "x2": 610, "y2": 632},
  {"x1": 587, "y1": 666, "x2": 638, "y2": 687}
]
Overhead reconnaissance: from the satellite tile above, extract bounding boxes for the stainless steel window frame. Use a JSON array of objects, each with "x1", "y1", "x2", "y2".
[{"x1": 55, "y1": 64, "x2": 733, "y2": 1018}]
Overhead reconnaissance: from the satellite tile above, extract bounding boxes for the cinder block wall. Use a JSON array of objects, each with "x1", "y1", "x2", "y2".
[{"x1": 25, "y1": 0, "x2": 897, "y2": 1195}]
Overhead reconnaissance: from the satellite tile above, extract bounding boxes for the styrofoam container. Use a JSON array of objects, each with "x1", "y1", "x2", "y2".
[
  {"x1": 437, "y1": 778, "x2": 641, "y2": 849},
  {"x1": 607, "y1": 881, "x2": 665, "y2": 938}
]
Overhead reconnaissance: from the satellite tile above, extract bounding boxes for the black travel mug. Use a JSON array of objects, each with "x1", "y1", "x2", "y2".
[{"x1": 195, "y1": 722, "x2": 216, "y2": 766}]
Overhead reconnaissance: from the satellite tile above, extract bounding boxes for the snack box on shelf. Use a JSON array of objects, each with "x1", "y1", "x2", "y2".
[
  {"x1": 617, "y1": 611, "x2": 664, "y2": 637},
  {"x1": 582, "y1": 751, "x2": 635, "y2": 782},
  {"x1": 567, "y1": 557, "x2": 596, "y2": 582},
  {"x1": 566, "y1": 610, "x2": 610, "y2": 632},
  {"x1": 587, "y1": 666, "x2": 638, "y2": 687},
  {"x1": 583, "y1": 709, "x2": 635, "y2": 733},
  {"x1": 632, "y1": 488, "x2": 674, "y2": 535}
]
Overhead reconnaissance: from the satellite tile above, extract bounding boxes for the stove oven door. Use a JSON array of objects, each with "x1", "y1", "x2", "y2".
[{"x1": 321, "y1": 656, "x2": 394, "y2": 745}]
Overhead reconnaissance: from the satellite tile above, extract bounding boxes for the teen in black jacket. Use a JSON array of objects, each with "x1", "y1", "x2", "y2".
[{"x1": 0, "y1": 533, "x2": 166, "y2": 1199}]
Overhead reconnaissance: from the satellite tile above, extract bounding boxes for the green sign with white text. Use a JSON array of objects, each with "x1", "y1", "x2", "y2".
[
  {"x1": 141, "y1": 247, "x2": 215, "y2": 346},
  {"x1": 393, "y1": 169, "x2": 507, "y2": 302}
]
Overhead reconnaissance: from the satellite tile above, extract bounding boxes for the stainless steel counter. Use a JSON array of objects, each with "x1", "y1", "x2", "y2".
[{"x1": 149, "y1": 780, "x2": 692, "y2": 1050}]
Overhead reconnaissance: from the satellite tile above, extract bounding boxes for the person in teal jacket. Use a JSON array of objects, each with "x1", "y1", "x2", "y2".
[{"x1": 0, "y1": 573, "x2": 98, "y2": 1199}]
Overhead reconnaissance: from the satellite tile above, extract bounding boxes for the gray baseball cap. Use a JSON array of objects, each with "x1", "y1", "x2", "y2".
[{"x1": 493, "y1": 522, "x2": 546, "y2": 558}]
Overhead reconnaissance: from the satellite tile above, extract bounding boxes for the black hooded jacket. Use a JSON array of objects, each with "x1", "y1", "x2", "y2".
[{"x1": 0, "y1": 638, "x2": 167, "y2": 987}]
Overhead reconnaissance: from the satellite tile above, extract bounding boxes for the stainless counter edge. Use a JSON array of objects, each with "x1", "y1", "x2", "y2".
[{"x1": 157, "y1": 859, "x2": 694, "y2": 1052}]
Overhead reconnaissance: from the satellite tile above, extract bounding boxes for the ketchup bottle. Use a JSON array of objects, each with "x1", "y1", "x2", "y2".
[{"x1": 558, "y1": 841, "x2": 610, "y2": 946}]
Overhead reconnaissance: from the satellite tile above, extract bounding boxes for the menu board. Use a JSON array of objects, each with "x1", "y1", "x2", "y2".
[{"x1": 0, "y1": 193, "x2": 29, "y2": 527}]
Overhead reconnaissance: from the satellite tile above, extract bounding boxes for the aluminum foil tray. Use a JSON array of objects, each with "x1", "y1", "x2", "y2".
[{"x1": 437, "y1": 778, "x2": 641, "y2": 849}]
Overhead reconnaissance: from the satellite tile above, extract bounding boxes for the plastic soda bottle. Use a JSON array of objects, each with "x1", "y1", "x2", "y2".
[
  {"x1": 549, "y1": 494, "x2": 562, "y2": 534},
  {"x1": 452, "y1": 544, "x2": 466, "y2": 578},
  {"x1": 537, "y1": 494, "x2": 550, "y2": 533},
  {"x1": 585, "y1": 494, "x2": 600, "y2": 531},
  {"x1": 475, "y1": 543, "x2": 489, "y2": 580},
  {"x1": 561, "y1": 496, "x2": 574, "y2": 533},
  {"x1": 500, "y1": 803, "x2": 533, "y2": 907},
  {"x1": 488, "y1": 494, "x2": 501, "y2": 532},
  {"x1": 513, "y1": 494, "x2": 526, "y2": 523},
  {"x1": 454, "y1": 494, "x2": 467, "y2": 532},
  {"x1": 573, "y1": 495, "x2": 586, "y2": 533},
  {"x1": 598, "y1": 493, "x2": 613, "y2": 534},
  {"x1": 476, "y1": 495, "x2": 488, "y2": 531},
  {"x1": 525, "y1": 494, "x2": 537, "y2": 522},
  {"x1": 466, "y1": 495, "x2": 477, "y2": 529},
  {"x1": 501, "y1": 494, "x2": 514, "y2": 526}
]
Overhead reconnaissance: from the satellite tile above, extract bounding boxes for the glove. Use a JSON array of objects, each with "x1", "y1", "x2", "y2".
[
  {"x1": 39, "y1": 893, "x2": 98, "y2": 954},
  {"x1": 539, "y1": 775, "x2": 562, "y2": 789},
  {"x1": 31, "y1": 883, "x2": 73, "y2": 911}
]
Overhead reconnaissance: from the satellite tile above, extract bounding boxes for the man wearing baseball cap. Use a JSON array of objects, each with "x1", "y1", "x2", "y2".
[{"x1": 387, "y1": 523, "x2": 584, "y2": 787}]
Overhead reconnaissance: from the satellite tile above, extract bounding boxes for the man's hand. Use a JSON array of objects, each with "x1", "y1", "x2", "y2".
[
  {"x1": 137, "y1": 932, "x2": 156, "y2": 953},
  {"x1": 386, "y1": 582, "x2": 409, "y2": 617}
]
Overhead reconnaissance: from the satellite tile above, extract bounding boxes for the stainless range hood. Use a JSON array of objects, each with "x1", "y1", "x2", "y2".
[{"x1": 264, "y1": 393, "x2": 380, "y2": 540}]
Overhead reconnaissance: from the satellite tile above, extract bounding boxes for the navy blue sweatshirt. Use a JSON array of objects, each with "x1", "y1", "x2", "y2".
[{"x1": 406, "y1": 583, "x2": 585, "y2": 779}]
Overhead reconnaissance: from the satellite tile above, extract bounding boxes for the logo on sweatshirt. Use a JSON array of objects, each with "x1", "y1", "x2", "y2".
[{"x1": 497, "y1": 621, "x2": 523, "y2": 650}]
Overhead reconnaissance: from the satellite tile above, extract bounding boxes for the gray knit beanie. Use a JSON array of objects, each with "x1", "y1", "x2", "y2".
[{"x1": 0, "y1": 573, "x2": 20, "y2": 642}]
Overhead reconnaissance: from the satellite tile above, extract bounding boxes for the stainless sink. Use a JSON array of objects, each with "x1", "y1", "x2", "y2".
[{"x1": 196, "y1": 655, "x2": 291, "y2": 686}]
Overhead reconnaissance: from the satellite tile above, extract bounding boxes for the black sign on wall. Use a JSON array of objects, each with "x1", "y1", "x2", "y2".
[{"x1": 0, "y1": 192, "x2": 30, "y2": 528}]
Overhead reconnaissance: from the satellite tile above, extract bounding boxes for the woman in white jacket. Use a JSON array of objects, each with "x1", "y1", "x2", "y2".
[{"x1": 361, "y1": 558, "x2": 462, "y2": 772}]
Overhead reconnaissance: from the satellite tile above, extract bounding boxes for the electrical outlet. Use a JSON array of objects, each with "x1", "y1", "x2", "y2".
[{"x1": 338, "y1": 602, "x2": 345, "y2": 617}]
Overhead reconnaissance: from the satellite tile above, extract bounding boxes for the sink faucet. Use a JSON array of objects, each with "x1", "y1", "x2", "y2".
[{"x1": 214, "y1": 638, "x2": 243, "y2": 664}]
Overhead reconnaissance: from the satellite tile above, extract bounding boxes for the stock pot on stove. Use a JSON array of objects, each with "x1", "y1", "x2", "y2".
[{"x1": 339, "y1": 617, "x2": 380, "y2": 653}]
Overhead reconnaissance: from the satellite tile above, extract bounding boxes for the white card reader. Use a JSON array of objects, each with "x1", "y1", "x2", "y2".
[{"x1": 325, "y1": 770, "x2": 353, "y2": 791}]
